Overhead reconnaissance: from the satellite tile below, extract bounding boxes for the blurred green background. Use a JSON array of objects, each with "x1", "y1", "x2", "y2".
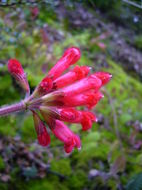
[{"x1": 0, "y1": 0, "x2": 142, "y2": 189}]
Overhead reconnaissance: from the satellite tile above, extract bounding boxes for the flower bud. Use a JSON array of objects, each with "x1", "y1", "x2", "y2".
[
  {"x1": 33, "y1": 112, "x2": 50, "y2": 146},
  {"x1": 8, "y1": 59, "x2": 30, "y2": 95},
  {"x1": 48, "y1": 47, "x2": 81, "y2": 80}
]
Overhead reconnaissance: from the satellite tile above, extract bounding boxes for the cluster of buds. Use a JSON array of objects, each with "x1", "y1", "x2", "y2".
[{"x1": 7, "y1": 47, "x2": 112, "y2": 153}]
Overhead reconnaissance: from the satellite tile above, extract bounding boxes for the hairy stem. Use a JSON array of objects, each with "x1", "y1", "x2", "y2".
[{"x1": 0, "y1": 101, "x2": 26, "y2": 116}]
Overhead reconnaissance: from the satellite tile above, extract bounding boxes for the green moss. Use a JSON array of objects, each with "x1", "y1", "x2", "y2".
[
  {"x1": 52, "y1": 30, "x2": 91, "y2": 59},
  {"x1": 75, "y1": 131, "x2": 110, "y2": 163},
  {"x1": 11, "y1": 176, "x2": 68, "y2": 190},
  {"x1": 68, "y1": 170, "x2": 87, "y2": 190},
  {"x1": 98, "y1": 59, "x2": 142, "y2": 123},
  {"x1": 51, "y1": 159, "x2": 71, "y2": 176},
  {"x1": 0, "y1": 74, "x2": 20, "y2": 105},
  {"x1": 27, "y1": 180, "x2": 56, "y2": 190},
  {"x1": 38, "y1": 7, "x2": 57, "y2": 26},
  {"x1": 20, "y1": 115, "x2": 36, "y2": 143},
  {"x1": 0, "y1": 116, "x2": 17, "y2": 137}
]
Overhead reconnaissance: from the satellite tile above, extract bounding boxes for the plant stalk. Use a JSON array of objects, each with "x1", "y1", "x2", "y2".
[{"x1": 0, "y1": 101, "x2": 26, "y2": 116}]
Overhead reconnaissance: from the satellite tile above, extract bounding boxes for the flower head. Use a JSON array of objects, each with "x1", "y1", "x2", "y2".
[{"x1": 8, "y1": 47, "x2": 111, "y2": 153}]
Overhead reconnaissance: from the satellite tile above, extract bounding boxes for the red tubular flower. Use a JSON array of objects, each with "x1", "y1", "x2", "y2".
[
  {"x1": 53, "y1": 65, "x2": 90, "y2": 89},
  {"x1": 40, "y1": 106, "x2": 97, "y2": 131},
  {"x1": 33, "y1": 111, "x2": 50, "y2": 146},
  {"x1": 50, "y1": 119, "x2": 81, "y2": 153},
  {"x1": 63, "y1": 91, "x2": 104, "y2": 109},
  {"x1": 61, "y1": 75, "x2": 102, "y2": 97},
  {"x1": 48, "y1": 47, "x2": 81, "y2": 80},
  {"x1": 8, "y1": 59, "x2": 30, "y2": 95},
  {"x1": 94, "y1": 72, "x2": 112, "y2": 85},
  {"x1": 40, "y1": 90, "x2": 103, "y2": 109},
  {"x1": 58, "y1": 108, "x2": 97, "y2": 131}
]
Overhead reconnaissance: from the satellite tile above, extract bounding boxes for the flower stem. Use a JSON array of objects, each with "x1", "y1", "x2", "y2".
[{"x1": 0, "y1": 101, "x2": 26, "y2": 117}]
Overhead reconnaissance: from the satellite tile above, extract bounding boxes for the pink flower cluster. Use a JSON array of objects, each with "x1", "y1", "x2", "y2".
[{"x1": 8, "y1": 47, "x2": 111, "y2": 153}]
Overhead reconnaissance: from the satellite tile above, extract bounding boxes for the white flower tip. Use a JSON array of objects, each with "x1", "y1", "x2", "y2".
[
  {"x1": 101, "y1": 94, "x2": 104, "y2": 98},
  {"x1": 109, "y1": 74, "x2": 112, "y2": 78},
  {"x1": 88, "y1": 67, "x2": 92, "y2": 71},
  {"x1": 78, "y1": 147, "x2": 82, "y2": 151}
]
